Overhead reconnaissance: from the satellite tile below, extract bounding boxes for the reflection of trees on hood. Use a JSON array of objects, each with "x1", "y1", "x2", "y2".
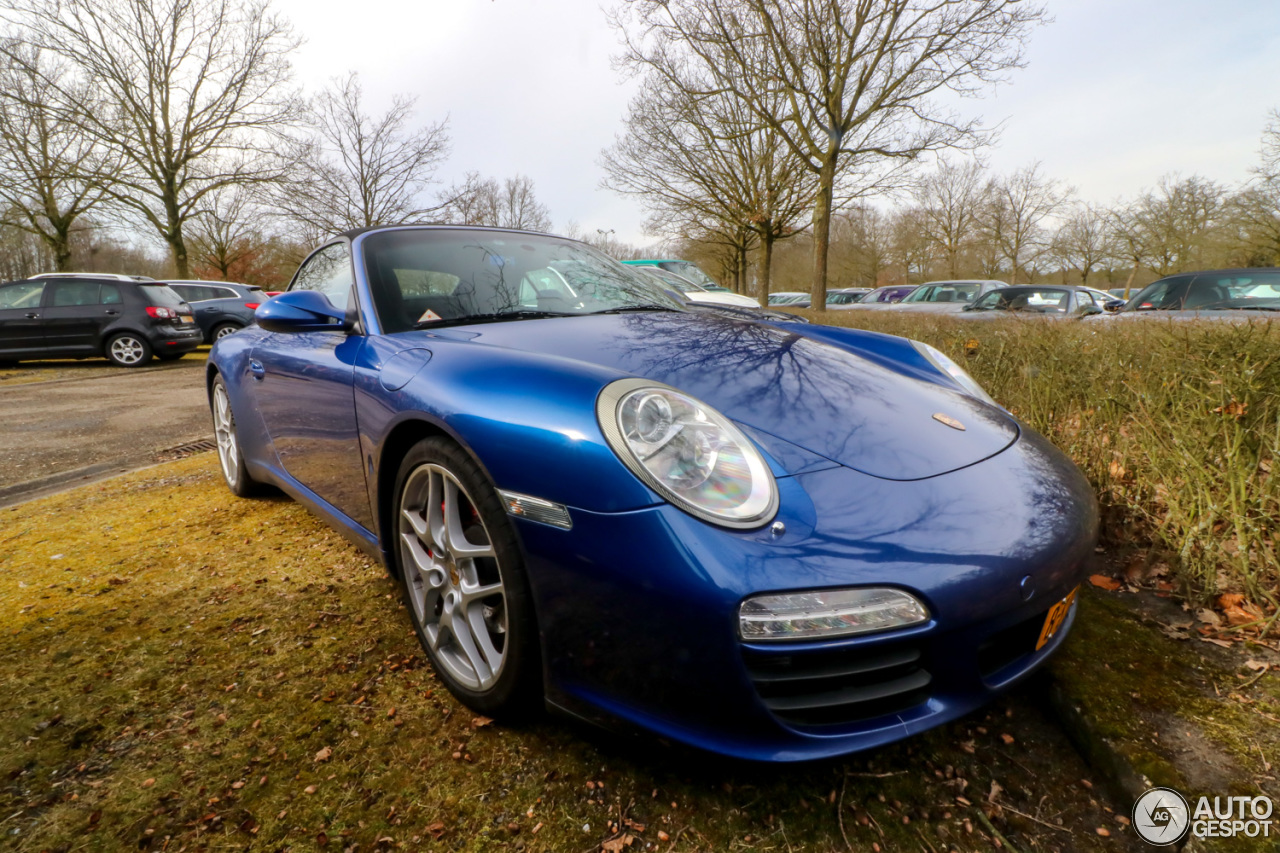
[{"x1": 611, "y1": 312, "x2": 919, "y2": 467}]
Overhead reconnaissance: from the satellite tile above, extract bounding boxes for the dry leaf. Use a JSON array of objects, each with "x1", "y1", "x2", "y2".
[
  {"x1": 471, "y1": 716, "x2": 494, "y2": 728},
  {"x1": 1198, "y1": 609, "x2": 1223, "y2": 627},
  {"x1": 1089, "y1": 574, "x2": 1122, "y2": 591},
  {"x1": 1245, "y1": 659, "x2": 1269, "y2": 672},
  {"x1": 314, "y1": 746, "x2": 332, "y2": 762},
  {"x1": 988, "y1": 780, "x2": 1004, "y2": 803},
  {"x1": 304, "y1": 785, "x2": 317, "y2": 794},
  {"x1": 1096, "y1": 827, "x2": 1111, "y2": 837},
  {"x1": 426, "y1": 821, "x2": 446, "y2": 839},
  {"x1": 141, "y1": 778, "x2": 155, "y2": 788},
  {"x1": 1000, "y1": 733, "x2": 1014, "y2": 745},
  {"x1": 1201, "y1": 637, "x2": 1233, "y2": 648}
]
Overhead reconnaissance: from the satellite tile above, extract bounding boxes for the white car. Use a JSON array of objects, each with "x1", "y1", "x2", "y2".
[{"x1": 637, "y1": 267, "x2": 762, "y2": 309}]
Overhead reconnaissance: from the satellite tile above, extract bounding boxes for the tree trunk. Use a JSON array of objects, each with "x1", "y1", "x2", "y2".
[
  {"x1": 759, "y1": 231, "x2": 774, "y2": 300},
  {"x1": 171, "y1": 230, "x2": 190, "y2": 279},
  {"x1": 736, "y1": 241, "x2": 748, "y2": 294},
  {"x1": 809, "y1": 157, "x2": 837, "y2": 312}
]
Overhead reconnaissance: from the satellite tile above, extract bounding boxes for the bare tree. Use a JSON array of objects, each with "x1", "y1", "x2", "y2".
[
  {"x1": 601, "y1": 72, "x2": 816, "y2": 297},
  {"x1": 888, "y1": 207, "x2": 931, "y2": 281},
  {"x1": 436, "y1": 172, "x2": 552, "y2": 231},
  {"x1": 829, "y1": 205, "x2": 892, "y2": 287},
  {"x1": 188, "y1": 184, "x2": 261, "y2": 280},
  {"x1": 279, "y1": 72, "x2": 450, "y2": 238},
  {"x1": 615, "y1": 0, "x2": 1046, "y2": 309},
  {"x1": 1050, "y1": 202, "x2": 1113, "y2": 286},
  {"x1": 981, "y1": 163, "x2": 1071, "y2": 284},
  {"x1": 912, "y1": 158, "x2": 988, "y2": 279},
  {"x1": 1115, "y1": 175, "x2": 1224, "y2": 278},
  {"x1": 0, "y1": 46, "x2": 116, "y2": 271},
  {"x1": 0, "y1": 0, "x2": 303, "y2": 278}
]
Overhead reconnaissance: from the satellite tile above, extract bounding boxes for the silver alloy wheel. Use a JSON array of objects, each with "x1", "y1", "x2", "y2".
[
  {"x1": 399, "y1": 464, "x2": 507, "y2": 691},
  {"x1": 212, "y1": 382, "x2": 239, "y2": 486},
  {"x1": 214, "y1": 324, "x2": 239, "y2": 340},
  {"x1": 110, "y1": 335, "x2": 145, "y2": 365}
]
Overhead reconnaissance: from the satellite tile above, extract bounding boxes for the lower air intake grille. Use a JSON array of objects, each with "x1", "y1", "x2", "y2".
[
  {"x1": 977, "y1": 607, "x2": 1049, "y2": 679},
  {"x1": 743, "y1": 643, "x2": 930, "y2": 728}
]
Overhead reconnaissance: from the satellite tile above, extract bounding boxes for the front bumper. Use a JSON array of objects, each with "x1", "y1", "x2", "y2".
[{"x1": 514, "y1": 425, "x2": 1096, "y2": 762}]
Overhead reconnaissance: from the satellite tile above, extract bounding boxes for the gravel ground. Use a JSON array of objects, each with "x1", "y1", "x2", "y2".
[{"x1": 0, "y1": 354, "x2": 211, "y2": 500}]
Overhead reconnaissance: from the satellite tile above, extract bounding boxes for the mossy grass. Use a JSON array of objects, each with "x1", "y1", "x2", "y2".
[
  {"x1": 796, "y1": 311, "x2": 1280, "y2": 606},
  {"x1": 2, "y1": 456, "x2": 1128, "y2": 851}
]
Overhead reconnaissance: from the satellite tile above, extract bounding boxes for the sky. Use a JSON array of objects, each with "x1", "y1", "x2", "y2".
[{"x1": 270, "y1": 0, "x2": 1280, "y2": 247}]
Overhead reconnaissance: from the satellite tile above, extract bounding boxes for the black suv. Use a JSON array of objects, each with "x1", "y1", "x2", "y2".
[{"x1": 0, "y1": 276, "x2": 202, "y2": 366}]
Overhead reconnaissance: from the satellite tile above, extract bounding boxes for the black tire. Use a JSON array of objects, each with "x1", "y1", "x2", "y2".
[
  {"x1": 211, "y1": 322, "x2": 243, "y2": 343},
  {"x1": 105, "y1": 333, "x2": 152, "y2": 367},
  {"x1": 393, "y1": 436, "x2": 541, "y2": 719},
  {"x1": 210, "y1": 374, "x2": 269, "y2": 497}
]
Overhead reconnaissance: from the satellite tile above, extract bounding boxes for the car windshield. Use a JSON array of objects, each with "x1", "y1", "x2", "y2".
[
  {"x1": 1124, "y1": 273, "x2": 1280, "y2": 312},
  {"x1": 363, "y1": 230, "x2": 685, "y2": 333},
  {"x1": 971, "y1": 288, "x2": 1070, "y2": 312},
  {"x1": 658, "y1": 261, "x2": 718, "y2": 289},
  {"x1": 826, "y1": 292, "x2": 861, "y2": 304},
  {"x1": 641, "y1": 267, "x2": 704, "y2": 294},
  {"x1": 903, "y1": 283, "x2": 981, "y2": 303}
]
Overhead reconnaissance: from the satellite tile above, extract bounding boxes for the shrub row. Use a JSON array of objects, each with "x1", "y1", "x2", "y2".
[{"x1": 796, "y1": 310, "x2": 1280, "y2": 605}]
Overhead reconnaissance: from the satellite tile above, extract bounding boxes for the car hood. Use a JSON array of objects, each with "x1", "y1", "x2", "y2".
[
  {"x1": 686, "y1": 292, "x2": 761, "y2": 309},
  {"x1": 417, "y1": 311, "x2": 1018, "y2": 481}
]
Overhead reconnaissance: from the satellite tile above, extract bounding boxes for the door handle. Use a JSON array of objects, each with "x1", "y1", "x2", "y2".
[
  {"x1": 249, "y1": 359, "x2": 265, "y2": 380},
  {"x1": 24, "y1": 312, "x2": 39, "y2": 319},
  {"x1": 104, "y1": 309, "x2": 119, "y2": 315}
]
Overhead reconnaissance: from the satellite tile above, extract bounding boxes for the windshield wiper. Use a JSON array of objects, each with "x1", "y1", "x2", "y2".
[
  {"x1": 413, "y1": 310, "x2": 577, "y2": 330},
  {"x1": 587, "y1": 304, "x2": 682, "y2": 315}
]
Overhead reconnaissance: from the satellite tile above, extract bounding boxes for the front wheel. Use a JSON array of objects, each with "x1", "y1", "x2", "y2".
[
  {"x1": 211, "y1": 374, "x2": 268, "y2": 497},
  {"x1": 105, "y1": 333, "x2": 152, "y2": 367},
  {"x1": 394, "y1": 437, "x2": 541, "y2": 718}
]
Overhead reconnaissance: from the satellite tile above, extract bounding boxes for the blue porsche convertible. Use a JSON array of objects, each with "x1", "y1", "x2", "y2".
[{"x1": 207, "y1": 226, "x2": 1096, "y2": 762}]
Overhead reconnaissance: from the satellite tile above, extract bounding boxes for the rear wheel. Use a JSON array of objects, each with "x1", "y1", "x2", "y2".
[
  {"x1": 211, "y1": 322, "x2": 242, "y2": 342},
  {"x1": 394, "y1": 437, "x2": 541, "y2": 718},
  {"x1": 105, "y1": 333, "x2": 152, "y2": 367},
  {"x1": 211, "y1": 374, "x2": 268, "y2": 497}
]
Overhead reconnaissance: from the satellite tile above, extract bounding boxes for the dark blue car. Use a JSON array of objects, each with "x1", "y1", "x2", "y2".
[
  {"x1": 166, "y1": 280, "x2": 267, "y2": 342},
  {"x1": 207, "y1": 226, "x2": 1096, "y2": 761}
]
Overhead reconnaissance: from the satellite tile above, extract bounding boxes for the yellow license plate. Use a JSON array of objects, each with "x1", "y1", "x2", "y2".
[
  {"x1": 1035, "y1": 586, "x2": 1078, "y2": 650},
  {"x1": 180, "y1": 316, "x2": 194, "y2": 323}
]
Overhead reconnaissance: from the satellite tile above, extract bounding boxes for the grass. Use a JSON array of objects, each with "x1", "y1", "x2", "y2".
[
  {"x1": 795, "y1": 311, "x2": 1280, "y2": 606},
  {"x1": 1, "y1": 455, "x2": 1133, "y2": 852}
]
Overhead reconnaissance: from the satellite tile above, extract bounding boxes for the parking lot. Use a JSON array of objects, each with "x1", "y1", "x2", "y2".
[{"x1": 0, "y1": 352, "x2": 212, "y2": 506}]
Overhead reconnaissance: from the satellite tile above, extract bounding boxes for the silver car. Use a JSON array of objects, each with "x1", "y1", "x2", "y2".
[{"x1": 885, "y1": 279, "x2": 1007, "y2": 313}]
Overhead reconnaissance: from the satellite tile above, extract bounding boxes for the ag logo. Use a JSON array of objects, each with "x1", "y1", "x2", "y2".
[{"x1": 1133, "y1": 787, "x2": 1190, "y2": 844}]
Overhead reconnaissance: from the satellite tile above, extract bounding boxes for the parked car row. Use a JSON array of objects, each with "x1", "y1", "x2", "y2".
[{"x1": 0, "y1": 273, "x2": 270, "y2": 366}]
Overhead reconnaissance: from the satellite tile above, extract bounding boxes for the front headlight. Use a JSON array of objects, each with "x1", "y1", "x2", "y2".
[
  {"x1": 911, "y1": 341, "x2": 999, "y2": 407},
  {"x1": 596, "y1": 378, "x2": 778, "y2": 528},
  {"x1": 739, "y1": 588, "x2": 930, "y2": 641}
]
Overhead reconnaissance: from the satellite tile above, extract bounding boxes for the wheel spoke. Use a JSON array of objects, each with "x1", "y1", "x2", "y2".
[
  {"x1": 441, "y1": 603, "x2": 492, "y2": 684},
  {"x1": 460, "y1": 578, "x2": 503, "y2": 607},
  {"x1": 443, "y1": 478, "x2": 494, "y2": 559},
  {"x1": 465, "y1": 603, "x2": 504, "y2": 673}
]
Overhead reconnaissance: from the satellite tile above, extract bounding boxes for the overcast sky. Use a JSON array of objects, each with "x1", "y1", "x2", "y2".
[{"x1": 271, "y1": 0, "x2": 1280, "y2": 247}]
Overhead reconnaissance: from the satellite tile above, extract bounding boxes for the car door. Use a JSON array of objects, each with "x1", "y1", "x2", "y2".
[
  {"x1": 250, "y1": 242, "x2": 374, "y2": 529},
  {"x1": 0, "y1": 281, "x2": 48, "y2": 357},
  {"x1": 42, "y1": 280, "x2": 122, "y2": 353}
]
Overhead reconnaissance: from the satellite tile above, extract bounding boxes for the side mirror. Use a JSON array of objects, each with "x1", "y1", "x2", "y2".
[
  {"x1": 1078, "y1": 304, "x2": 1105, "y2": 318},
  {"x1": 256, "y1": 290, "x2": 354, "y2": 333}
]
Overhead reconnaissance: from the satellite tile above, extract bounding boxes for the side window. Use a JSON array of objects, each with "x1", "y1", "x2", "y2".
[
  {"x1": 0, "y1": 281, "x2": 47, "y2": 309},
  {"x1": 101, "y1": 284, "x2": 122, "y2": 304},
  {"x1": 291, "y1": 242, "x2": 355, "y2": 307},
  {"x1": 51, "y1": 281, "x2": 106, "y2": 306}
]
